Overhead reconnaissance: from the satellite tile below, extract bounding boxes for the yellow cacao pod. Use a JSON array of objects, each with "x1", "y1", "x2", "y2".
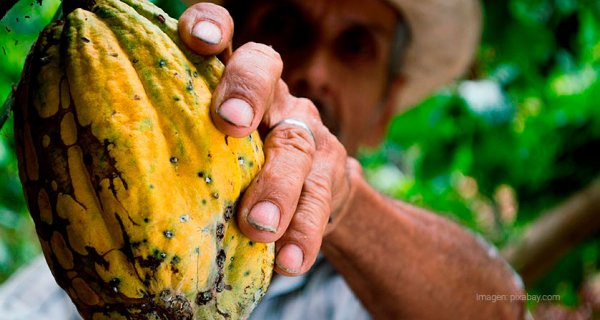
[{"x1": 13, "y1": 0, "x2": 273, "y2": 319}]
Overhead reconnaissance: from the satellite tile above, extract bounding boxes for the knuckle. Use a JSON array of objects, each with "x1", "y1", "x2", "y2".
[
  {"x1": 238, "y1": 42, "x2": 283, "y2": 73},
  {"x1": 267, "y1": 125, "x2": 316, "y2": 157},
  {"x1": 294, "y1": 97, "x2": 321, "y2": 120}
]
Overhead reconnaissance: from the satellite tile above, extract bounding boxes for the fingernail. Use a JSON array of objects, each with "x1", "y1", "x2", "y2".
[
  {"x1": 192, "y1": 21, "x2": 222, "y2": 45},
  {"x1": 247, "y1": 201, "x2": 280, "y2": 233},
  {"x1": 218, "y1": 98, "x2": 254, "y2": 128},
  {"x1": 276, "y1": 244, "x2": 304, "y2": 274}
]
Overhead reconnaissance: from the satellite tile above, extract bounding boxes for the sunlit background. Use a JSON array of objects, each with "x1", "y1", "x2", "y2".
[{"x1": 1, "y1": 0, "x2": 599, "y2": 316}]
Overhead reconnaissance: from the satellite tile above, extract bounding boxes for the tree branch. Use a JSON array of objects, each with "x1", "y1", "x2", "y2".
[{"x1": 502, "y1": 178, "x2": 600, "y2": 285}]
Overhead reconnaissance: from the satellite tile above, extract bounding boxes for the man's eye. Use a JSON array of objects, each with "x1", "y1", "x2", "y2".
[{"x1": 335, "y1": 26, "x2": 377, "y2": 63}]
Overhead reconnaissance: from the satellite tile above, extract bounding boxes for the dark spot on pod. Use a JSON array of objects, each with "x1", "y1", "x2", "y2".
[
  {"x1": 144, "y1": 218, "x2": 150, "y2": 223},
  {"x1": 328, "y1": 217, "x2": 333, "y2": 224},
  {"x1": 212, "y1": 192, "x2": 219, "y2": 199},
  {"x1": 207, "y1": 153, "x2": 212, "y2": 158},
  {"x1": 109, "y1": 278, "x2": 121, "y2": 293},
  {"x1": 180, "y1": 215, "x2": 189, "y2": 222},
  {"x1": 157, "y1": 14, "x2": 166, "y2": 23},
  {"x1": 216, "y1": 249, "x2": 226, "y2": 268},
  {"x1": 131, "y1": 241, "x2": 141, "y2": 248},
  {"x1": 109, "y1": 52, "x2": 118, "y2": 57},
  {"x1": 170, "y1": 157, "x2": 178, "y2": 164},
  {"x1": 133, "y1": 94, "x2": 141, "y2": 100},
  {"x1": 216, "y1": 224, "x2": 224, "y2": 240},
  {"x1": 193, "y1": 71, "x2": 199, "y2": 77},
  {"x1": 132, "y1": 58, "x2": 139, "y2": 63},
  {"x1": 238, "y1": 157, "x2": 245, "y2": 166},
  {"x1": 24, "y1": 15, "x2": 30, "y2": 19},
  {"x1": 2, "y1": 47, "x2": 6, "y2": 56},
  {"x1": 149, "y1": 184, "x2": 155, "y2": 189},
  {"x1": 224, "y1": 135, "x2": 229, "y2": 145},
  {"x1": 194, "y1": 247, "x2": 200, "y2": 254},
  {"x1": 201, "y1": 199, "x2": 207, "y2": 205},
  {"x1": 186, "y1": 82, "x2": 193, "y2": 91},
  {"x1": 224, "y1": 284, "x2": 232, "y2": 290},
  {"x1": 81, "y1": 37, "x2": 90, "y2": 43},
  {"x1": 143, "y1": 274, "x2": 151, "y2": 286},
  {"x1": 171, "y1": 255, "x2": 180, "y2": 265},
  {"x1": 227, "y1": 257, "x2": 235, "y2": 271},
  {"x1": 159, "y1": 59, "x2": 166, "y2": 67},
  {"x1": 248, "y1": 161, "x2": 254, "y2": 168},
  {"x1": 83, "y1": 153, "x2": 93, "y2": 166},
  {"x1": 5, "y1": 26, "x2": 11, "y2": 33},
  {"x1": 243, "y1": 270, "x2": 250, "y2": 277},
  {"x1": 160, "y1": 252, "x2": 167, "y2": 259},
  {"x1": 224, "y1": 205, "x2": 234, "y2": 221},
  {"x1": 197, "y1": 171, "x2": 204, "y2": 178},
  {"x1": 215, "y1": 274, "x2": 225, "y2": 292},
  {"x1": 248, "y1": 241, "x2": 254, "y2": 246},
  {"x1": 163, "y1": 230, "x2": 174, "y2": 239},
  {"x1": 39, "y1": 55, "x2": 51, "y2": 65},
  {"x1": 195, "y1": 291, "x2": 213, "y2": 305},
  {"x1": 173, "y1": 96, "x2": 180, "y2": 101}
]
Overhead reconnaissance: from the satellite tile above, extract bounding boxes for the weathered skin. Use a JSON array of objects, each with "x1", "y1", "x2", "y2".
[{"x1": 13, "y1": 0, "x2": 273, "y2": 318}]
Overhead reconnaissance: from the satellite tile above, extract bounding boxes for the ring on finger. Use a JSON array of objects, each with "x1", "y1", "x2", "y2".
[{"x1": 273, "y1": 118, "x2": 317, "y2": 145}]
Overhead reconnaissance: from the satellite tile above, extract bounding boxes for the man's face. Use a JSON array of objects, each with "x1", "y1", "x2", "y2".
[{"x1": 233, "y1": 0, "x2": 400, "y2": 155}]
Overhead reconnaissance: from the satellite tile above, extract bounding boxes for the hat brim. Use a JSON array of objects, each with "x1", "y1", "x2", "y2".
[{"x1": 389, "y1": 0, "x2": 482, "y2": 110}]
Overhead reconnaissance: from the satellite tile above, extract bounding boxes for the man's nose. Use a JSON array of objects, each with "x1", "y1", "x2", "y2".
[
  {"x1": 285, "y1": 49, "x2": 332, "y2": 98},
  {"x1": 284, "y1": 49, "x2": 341, "y2": 136}
]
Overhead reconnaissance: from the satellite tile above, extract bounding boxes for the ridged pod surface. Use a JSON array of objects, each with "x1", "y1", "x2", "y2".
[{"x1": 13, "y1": 0, "x2": 273, "y2": 318}]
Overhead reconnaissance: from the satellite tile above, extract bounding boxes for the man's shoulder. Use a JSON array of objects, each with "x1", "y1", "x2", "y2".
[{"x1": 0, "y1": 256, "x2": 80, "y2": 320}]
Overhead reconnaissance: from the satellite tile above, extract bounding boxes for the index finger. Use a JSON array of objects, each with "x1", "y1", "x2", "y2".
[
  {"x1": 210, "y1": 42, "x2": 284, "y2": 138},
  {"x1": 178, "y1": 3, "x2": 234, "y2": 56}
]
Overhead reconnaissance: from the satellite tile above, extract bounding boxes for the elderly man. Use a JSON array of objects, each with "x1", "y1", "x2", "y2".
[{"x1": 0, "y1": 0, "x2": 526, "y2": 319}]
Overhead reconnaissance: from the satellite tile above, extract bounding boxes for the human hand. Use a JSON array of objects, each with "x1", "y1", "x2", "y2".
[{"x1": 179, "y1": 3, "x2": 359, "y2": 276}]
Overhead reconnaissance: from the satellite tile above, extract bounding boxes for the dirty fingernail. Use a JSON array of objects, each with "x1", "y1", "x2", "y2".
[
  {"x1": 276, "y1": 244, "x2": 304, "y2": 274},
  {"x1": 192, "y1": 21, "x2": 222, "y2": 45},
  {"x1": 247, "y1": 201, "x2": 280, "y2": 233},
  {"x1": 218, "y1": 98, "x2": 254, "y2": 128}
]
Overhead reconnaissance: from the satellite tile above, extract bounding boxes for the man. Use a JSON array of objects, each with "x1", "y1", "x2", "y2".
[{"x1": 0, "y1": 0, "x2": 527, "y2": 319}]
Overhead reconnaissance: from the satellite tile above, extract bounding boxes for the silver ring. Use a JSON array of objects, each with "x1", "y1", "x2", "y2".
[{"x1": 274, "y1": 118, "x2": 316, "y2": 145}]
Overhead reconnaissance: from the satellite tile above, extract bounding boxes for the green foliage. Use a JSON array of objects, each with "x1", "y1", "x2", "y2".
[
  {"x1": 362, "y1": 0, "x2": 600, "y2": 308},
  {"x1": 0, "y1": 0, "x2": 61, "y2": 283}
]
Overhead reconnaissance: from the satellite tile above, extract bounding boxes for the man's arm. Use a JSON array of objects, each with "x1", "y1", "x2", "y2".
[
  {"x1": 178, "y1": 4, "x2": 526, "y2": 318},
  {"x1": 323, "y1": 172, "x2": 527, "y2": 319}
]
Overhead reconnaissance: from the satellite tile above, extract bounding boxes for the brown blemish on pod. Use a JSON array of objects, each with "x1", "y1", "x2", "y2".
[
  {"x1": 195, "y1": 290, "x2": 213, "y2": 305},
  {"x1": 60, "y1": 112, "x2": 78, "y2": 146},
  {"x1": 42, "y1": 135, "x2": 51, "y2": 148},
  {"x1": 38, "y1": 189, "x2": 53, "y2": 225},
  {"x1": 23, "y1": 125, "x2": 39, "y2": 181},
  {"x1": 51, "y1": 231, "x2": 74, "y2": 270},
  {"x1": 60, "y1": 78, "x2": 70, "y2": 109},
  {"x1": 71, "y1": 277, "x2": 100, "y2": 306}
]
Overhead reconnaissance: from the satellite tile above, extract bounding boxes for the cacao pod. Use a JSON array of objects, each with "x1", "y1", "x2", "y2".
[{"x1": 13, "y1": 0, "x2": 274, "y2": 319}]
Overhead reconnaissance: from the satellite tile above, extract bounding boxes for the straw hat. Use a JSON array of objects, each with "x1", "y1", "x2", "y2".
[
  {"x1": 183, "y1": 0, "x2": 482, "y2": 110},
  {"x1": 388, "y1": 0, "x2": 481, "y2": 110}
]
